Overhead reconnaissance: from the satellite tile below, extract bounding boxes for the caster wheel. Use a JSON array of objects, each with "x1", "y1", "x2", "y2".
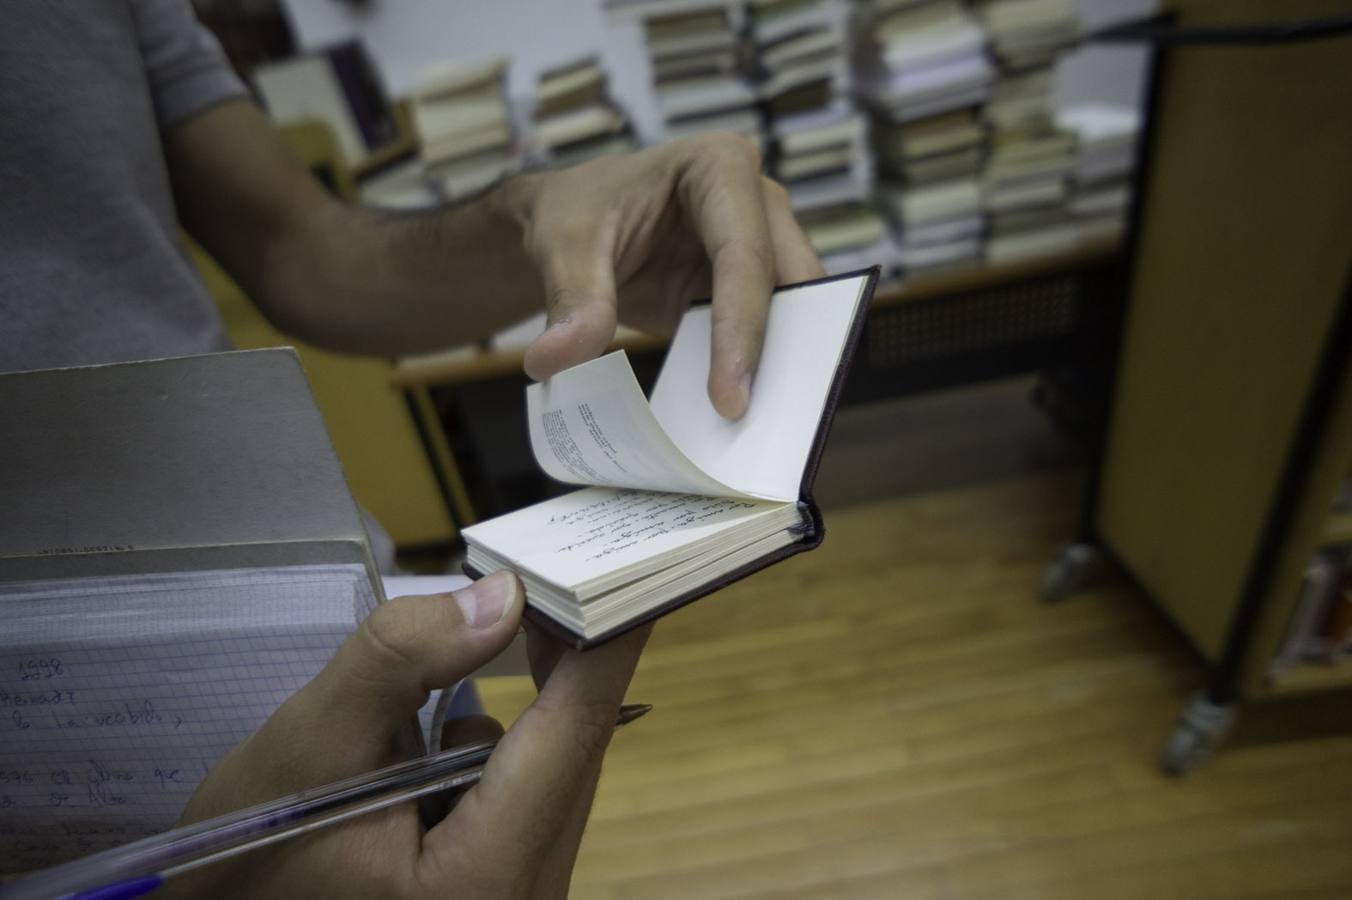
[
  {"x1": 1040, "y1": 543, "x2": 1098, "y2": 603},
  {"x1": 1159, "y1": 692, "x2": 1236, "y2": 776},
  {"x1": 1160, "y1": 724, "x2": 1212, "y2": 775}
]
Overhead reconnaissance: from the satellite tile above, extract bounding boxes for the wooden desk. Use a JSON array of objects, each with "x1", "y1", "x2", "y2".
[{"x1": 390, "y1": 238, "x2": 1123, "y2": 390}]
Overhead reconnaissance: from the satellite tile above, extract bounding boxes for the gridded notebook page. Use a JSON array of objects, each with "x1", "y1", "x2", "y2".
[{"x1": 0, "y1": 565, "x2": 373, "y2": 874}]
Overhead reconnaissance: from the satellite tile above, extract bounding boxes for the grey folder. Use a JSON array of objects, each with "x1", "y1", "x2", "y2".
[
  {"x1": 0, "y1": 348, "x2": 381, "y2": 586},
  {"x1": 0, "y1": 349, "x2": 388, "y2": 874}
]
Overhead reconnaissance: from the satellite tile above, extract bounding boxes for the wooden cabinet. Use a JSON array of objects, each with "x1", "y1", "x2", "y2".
[{"x1": 1062, "y1": 0, "x2": 1352, "y2": 769}]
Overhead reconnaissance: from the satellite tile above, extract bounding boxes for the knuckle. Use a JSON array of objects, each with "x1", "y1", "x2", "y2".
[
  {"x1": 716, "y1": 237, "x2": 776, "y2": 278},
  {"x1": 761, "y1": 175, "x2": 791, "y2": 207},
  {"x1": 685, "y1": 132, "x2": 763, "y2": 172},
  {"x1": 357, "y1": 599, "x2": 429, "y2": 671}
]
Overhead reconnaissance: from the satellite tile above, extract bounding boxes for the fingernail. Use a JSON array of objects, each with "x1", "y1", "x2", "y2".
[{"x1": 454, "y1": 573, "x2": 513, "y2": 630}]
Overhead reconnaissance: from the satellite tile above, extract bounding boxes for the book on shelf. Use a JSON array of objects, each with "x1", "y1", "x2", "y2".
[
  {"x1": 0, "y1": 349, "x2": 392, "y2": 873},
  {"x1": 856, "y1": 0, "x2": 993, "y2": 122},
  {"x1": 532, "y1": 59, "x2": 637, "y2": 166},
  {"x1": 801, "y1": 205, "x2": 889, "y2": 256},
  {"x1": 411, "y1": 58, "x2": 520, "y2": 200},
  {"x1": 463, "y1": 270, "x2": 879, "y2": 648},
  {"x1": 981, "y1": 0, "x2": 1078, "y2": 70},
  {"x1": 1272, "y1": 550, "x2": 1350, "y2": 674}
]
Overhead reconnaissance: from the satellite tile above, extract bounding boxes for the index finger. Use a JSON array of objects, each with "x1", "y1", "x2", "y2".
[
  {"x1": 674, "y1": 135, "x2": 776, "y2": 420},
  {"x1": 416, "y1": 627, "x2": 649, "y2": 893}
]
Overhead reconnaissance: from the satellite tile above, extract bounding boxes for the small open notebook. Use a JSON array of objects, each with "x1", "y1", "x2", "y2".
[{"x1": 464, "y1": 268, "x2": 879, "y2": 648}]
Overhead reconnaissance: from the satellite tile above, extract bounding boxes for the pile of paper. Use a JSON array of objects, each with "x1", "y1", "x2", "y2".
[
  {"x1": 411, "y1": 59, "x2": 520, "y2": 201},
  {"x1": 532, "y1": 58, "x2": 637, "y2": 168},
  {"x1": 1058, "y1": 103, "x2": 1141, "y2": 243},
  {"x1": 642, "y1": 4, "x2": 760, "y2": 145},
  {"x1": 977, "y1": 0, "x2": 1081, "y2": 263}
]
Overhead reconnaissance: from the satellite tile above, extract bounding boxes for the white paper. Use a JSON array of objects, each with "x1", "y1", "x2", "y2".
[
  {"x1": 649, "y1": 276, "x2": 869, "y2": 501},
  {"x1": 0, "y1": 566, "x2": 370, "y2": 874},
  {"x1": 464, "y1": 487, "x2": 783, "y2": 590},
  {"x1": 527, "y1": 351, "x2": 747, "y2": 498},
  {"x1": 525, "y1": 274, "x2": 870, "y2": 504}
]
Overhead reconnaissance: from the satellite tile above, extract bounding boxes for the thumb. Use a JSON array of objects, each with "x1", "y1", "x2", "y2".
[
  {"x1": 522, "y1": 227, "x2": 619, "y2": 381},
  {"x1": 304, "y1": 571, "x2": 524, "y2": 754}
]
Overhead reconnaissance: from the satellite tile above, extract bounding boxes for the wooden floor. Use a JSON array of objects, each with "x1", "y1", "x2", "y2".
[{"x1": 479, "y1": 428, "x2": 1352, "y2": 898}]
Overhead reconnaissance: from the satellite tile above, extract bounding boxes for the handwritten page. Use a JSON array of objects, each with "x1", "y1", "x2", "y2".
[
  {"x1": 463, "y1": 487, "x2": 786, "y2": 592},
  {"x1": 0, "y1": 565, "x2": 372, "y2": 874},
  {"x1": 526, "y1": 351, "x2": 750, "y2": 498}
]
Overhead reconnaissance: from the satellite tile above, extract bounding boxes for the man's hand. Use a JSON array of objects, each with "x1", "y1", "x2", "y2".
[
  {"x1": 501, "y1": 135, "x2": 824, "y2": 418},
  {"x1": 165, "y1": 572, "x2": 648, "y2": 899},
  {"x1": 168, "y1": 101, "x2": 822, "y2": 420}
]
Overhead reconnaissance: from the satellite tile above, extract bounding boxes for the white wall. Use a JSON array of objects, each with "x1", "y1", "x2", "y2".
[
  {"x1": 282, "y1": 0, "x2": 1158, "y2": 137},
  {"x1": 1055, "y1": 0, "x2": 1158, "y2": 110},
  {"x1": 283, "y1": 0, "x2": 667, "y2": 140}
]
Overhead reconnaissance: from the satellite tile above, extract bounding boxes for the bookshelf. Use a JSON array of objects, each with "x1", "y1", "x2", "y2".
[
  {"x1": 1042, "y1": 0, "x2": 1352, "y2": 772},
  {"x1": 1320, "y1": 512, "x2": 1352, "y2": 548}
]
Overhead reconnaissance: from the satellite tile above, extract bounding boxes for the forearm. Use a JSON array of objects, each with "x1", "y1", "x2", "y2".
[
  {"x1": 168, "y1": 99, "x2": 548, "y2": 356},
  {"x1": 258, "y1": 184, "x2": 548, "y2": 356}
]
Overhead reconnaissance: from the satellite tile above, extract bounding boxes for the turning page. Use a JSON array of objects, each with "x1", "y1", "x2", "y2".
[
  {"x1": 525, "y1": 271, "x2": 873, "y2": 502},
  {"x1": 526, "y1": 351, "x2": 752, "y2": 498}
]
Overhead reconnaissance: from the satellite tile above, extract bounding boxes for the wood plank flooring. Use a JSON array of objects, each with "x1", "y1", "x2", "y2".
[{"x1": 478, "y1": 468, "x2": 1352, "y2": 900}]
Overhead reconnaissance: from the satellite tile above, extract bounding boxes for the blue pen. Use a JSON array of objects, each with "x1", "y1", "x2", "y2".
[
  {"x1": 69, "y1": 875, "x2": 163, "y2": 900},
  {"x1": 0, "y1": 742, "x2": 494, "y2": 900}
]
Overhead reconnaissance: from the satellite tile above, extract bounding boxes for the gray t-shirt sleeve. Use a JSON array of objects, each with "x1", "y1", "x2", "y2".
[{"x1": 129, "y1": 0, "x2": 248, "y2": 131}]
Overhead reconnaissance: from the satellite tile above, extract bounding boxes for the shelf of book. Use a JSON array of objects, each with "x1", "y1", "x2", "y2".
[
  {"x1": 1265, "y1": 661, "x2": 1352, "y2": 697},
  {"x1": 1320, "y1": 512, "x2": 1352, "y2": 548},
  {"x1": 389, "y1": 237, "x2": 1122, "y2": 389}
]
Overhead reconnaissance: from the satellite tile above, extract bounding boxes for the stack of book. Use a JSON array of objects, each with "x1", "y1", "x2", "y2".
[
  {"x1": 1273, "y1": 549, "x2": 1352, "y2": 675},
  {"x1": 753, "y1": 0, "x2": 885, "y2": 271},
  {"x1": 877, "y1": 176, "x2": 983, "y2": 272},
  {"x1": 978, "y1": 0, "x2": 1081, "y2": 263},
  {"x1": 857, "y1": 0, "x2": 992, "y2": 274},
  {"x1": 856, "y1": 1, "x2": 994, "y2": 126},
  {"x1": 982, "y1": 125, "x2": 1079, "y2": 262},
  {"x1": 411, "y1": 59, "x2": 520, "y2": 201},
  {"x1": 531, "y1": 58, "x2": 638, "y2": 169},
  {"x1": 1057, "y1": 103, "x2": 1141, "y2": 244},
  {"x1": 798, "y1": 204, "x2": 892, "y2": 273},
  {"x1": 981, "y1": 0, "x2": 1078, "y2": 70},
  {"x1": 641, "y1": 4, "x2": 761, "y2": 145}
]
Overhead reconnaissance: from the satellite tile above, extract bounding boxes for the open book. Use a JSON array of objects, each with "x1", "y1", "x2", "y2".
[{"x1": 463, "y1": 269, "x2": 878, "y2": 648}]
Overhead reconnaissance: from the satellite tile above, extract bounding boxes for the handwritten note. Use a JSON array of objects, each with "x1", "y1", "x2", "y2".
[{"x1": 0, "y1": 565, "x2": 372, "y2": 874}]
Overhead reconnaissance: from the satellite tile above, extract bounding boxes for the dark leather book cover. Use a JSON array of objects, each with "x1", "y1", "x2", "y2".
[{"x1": 466, "y1": 266, "x2": 880, "y2": 649}]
